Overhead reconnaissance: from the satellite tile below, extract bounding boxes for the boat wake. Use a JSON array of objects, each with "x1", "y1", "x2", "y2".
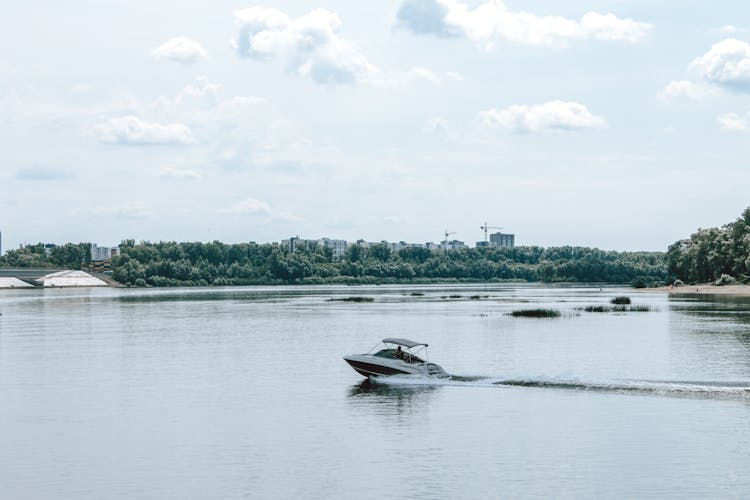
[{"x1": 371, "y1": 374, "x2": 750, "y2": 399}]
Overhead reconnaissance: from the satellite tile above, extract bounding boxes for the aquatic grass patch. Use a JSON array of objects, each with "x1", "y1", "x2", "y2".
[
  {"x1": 579, "y1": 304, "x2": 653, "y2": 313},
  {"x1": 327, "y1": 297, "x2": 374, "y2": 302},
  {"x1": 509, "y1": 308, "x2": 561, "y2": 318},
  {"x1": 581, "y1": 305, "x2": 613, "y2": 312},
  {"x1": 628, "y1": 304, "x2": 653, "y2": 312},
  {"x1": 610, "y1": 296, "x2": 631, "y2": 305},
  {"x1": 439, "y1": 294, "x2": 490, "y2": 300}
]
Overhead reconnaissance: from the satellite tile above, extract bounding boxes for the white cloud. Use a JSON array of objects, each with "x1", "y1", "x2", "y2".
[
  {"x1": 690, "y1": 38, "x2": 750, "y2": 90},
  {"x1": 478, "y1": 100, "x2": 606, "y2": 132},
  {"x1": 712, "y1": 25, "x2": 749, "y2": 37},
  {"x1": 425, "y1": 116, "x2": 450, "y2": 133},
  {"x1": 717, "y1": 25, "x2": 739, "y2": 35},
  {"x1": 159, "y1": 167, "x2": 202, "y2": 180},
  {"x1": 95, "y1": 115, "x2": 194, "y2": 145},
  {"x1": 234, "y1": 7, "x2": 378, "y2": 84},
  {"x1": 174, "y1": 77, "x2": 220, "y2": 105},
  {"x1": 150, "y1": 77, "x2": 220, "y2": 121},
  {"x1": 579, "y1": 12, "x2": 651, "y2": 43},
  {"x1": 220, "y1": 197, "x2": 272, "y2": 215},
  {"x1": 151, "y1": 37, "x2": 208, "y2": 64},
  {"x1": 233, "y1": 6, "x2": 448, "y2": 87},
  {"x1": 659, "y1": 80, "x2": 718, "y2": 101},
  {"x1": 128, "y1": 77, "x2": 330, "y2": 169},
  {"x1": 87, "y1": 201, "x2": 152, "y2": 219},
  {"x1": 395, "y1": 0, "x2": 652, "y2": 48},
  {"x1": 147, "y1": 77, "x2": 267, "y2": 128},
  {"x1": 444, "y1": 71, "x2": 464, "y2": 82},
  {"x1": 219, "y1": 197, "x2": 305, "y2": 222},
  {"x1": 404, "y1": 67, "x2": 441, "y2": 84},
  {"x1": 717, "y1": 112, "x2": 750, "y2": 132},
  {"x1": 226, "y1": 96, "x2": 266, "y2": 107}
]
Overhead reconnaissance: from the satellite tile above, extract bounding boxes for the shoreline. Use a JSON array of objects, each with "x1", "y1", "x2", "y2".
[{"x1": 640, "y1": 284, "x2": 750, "y2": 297}]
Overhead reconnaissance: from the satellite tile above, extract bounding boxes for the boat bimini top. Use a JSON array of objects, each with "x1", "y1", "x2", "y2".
[{"x1": 382, "y1": 338, "x2": 428, "y2": 348}]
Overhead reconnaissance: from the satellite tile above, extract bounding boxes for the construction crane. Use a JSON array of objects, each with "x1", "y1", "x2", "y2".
[
  {"x1": 480, "y1": 222, "x2": 503, "y2": 243},
  {"x1": 443, "y1": 229, "x2": 456, "y2": 244}
]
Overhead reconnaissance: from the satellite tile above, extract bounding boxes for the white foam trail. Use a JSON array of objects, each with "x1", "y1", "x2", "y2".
[{"x1": 371, "y1": 374, "x2": 750, "y2": 399}]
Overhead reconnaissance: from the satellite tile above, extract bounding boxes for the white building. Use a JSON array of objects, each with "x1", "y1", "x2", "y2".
[
  {"x1": 280, "y1": 236, "x2": 470, "y2": 257},
  {"x1": 317, "y1": 238, "x2": 348, "y2": 259},
  {"x1": 476, "y1": 233, "x2": 516, "y2": 248},
  {"x1": 281, "y1": 236, "x2": 348, "y2": 259},
  {"x1": 355, "y1": 240, "x2": 437, "y2": 253},
  {"x1": 440, "y1": 240, "x2": 467, "y2": 251},
  {"x1": 489, "y1": 233, "x2": 515, "y2": 247},
  {"x1": 281, "y1": 236, "x2": 314, "y2": 253},
  {"x1": 91, "y1": 244, "x2": 120, "y2": 261},
  {"x1": 385, "y1": 241, "x2": 428, "y2": 253}
]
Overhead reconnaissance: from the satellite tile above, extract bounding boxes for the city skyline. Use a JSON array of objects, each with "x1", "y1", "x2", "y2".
[
  {"x1": 2, "y1": 1, "x2": 750, "y2": 253},
  {"x1": 3, "y1": 229, "x2": 512, "y2": 254}
]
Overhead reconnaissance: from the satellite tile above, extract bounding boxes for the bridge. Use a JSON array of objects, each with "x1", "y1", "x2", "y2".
[{"x1": 0, "y1": 268, "x2": 66, "y2": 278}]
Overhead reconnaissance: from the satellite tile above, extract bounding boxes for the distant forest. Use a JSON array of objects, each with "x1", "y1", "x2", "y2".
[
  {"x1": 0, "y1": 239, "x2": 667, "y2": 287},
  {"x1": 0, "y1": 243, "x2": 90, "y2": 269},
  {"x1": 8, "y1": 206, "x2": 750, "y2": 288},
  {"x1": 667, "y1": 207, "x2": 750, "y2": 284}
]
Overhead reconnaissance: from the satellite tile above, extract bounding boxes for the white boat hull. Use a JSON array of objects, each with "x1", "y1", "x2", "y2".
[{"x1": 343, "y1": 354, "x2": 447, "y2": 378}]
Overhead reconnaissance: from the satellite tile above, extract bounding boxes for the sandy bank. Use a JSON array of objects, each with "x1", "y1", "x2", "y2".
[{"x1": 639, "y1": 284, "x2": 750, "y2": 297}]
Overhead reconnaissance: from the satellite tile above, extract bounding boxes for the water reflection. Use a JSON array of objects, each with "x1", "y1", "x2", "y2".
[
  {"x1": 4, "y1": 284, "x2": 750, "y2": 499},
  {"x1": 116, "y1": 288, "x2": 307, "y2": 303},
  {"x1": 668, "y1": 294, "x2": 750, "y2": 375},
  {"x1": 670, "y1": 294, "x2": 750, "y2": 318},
  {"x1": 347, "y1": 379, "x2": 437, "y2": 417},
  {"x1": 670, "y1": 295, "x2": 750, "y2": 325}
]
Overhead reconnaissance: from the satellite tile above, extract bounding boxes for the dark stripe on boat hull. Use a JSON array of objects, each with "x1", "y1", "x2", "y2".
[{"x1": 345, "y1": 359, "x2": 410, "y2": 377}]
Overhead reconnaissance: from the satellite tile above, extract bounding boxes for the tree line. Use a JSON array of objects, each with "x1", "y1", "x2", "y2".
[
  {"x1": 0, "y1": 243, "x2": 90, "y2": 269},
  {"x1": 11, "y1": 205, "x2": 750, "y2": 288},
  {"x1": 667, "y1": 207, "x2": 750, "y2": 284},
  {"x1": 0, "y1": 239, "x2": 667, "y2": 287},
  {"x1": 110, "y1": 241, "x2": 665, "y2": 287}
]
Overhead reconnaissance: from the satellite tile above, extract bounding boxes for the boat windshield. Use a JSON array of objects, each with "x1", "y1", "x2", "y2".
[{"x1": 373, "y1": 348, "x2": 424, "y2": 364}]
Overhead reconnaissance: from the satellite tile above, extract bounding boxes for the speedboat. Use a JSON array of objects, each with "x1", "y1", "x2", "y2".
[{"x1": 343, "y1": 338, "x2": 448, "y2": 378}]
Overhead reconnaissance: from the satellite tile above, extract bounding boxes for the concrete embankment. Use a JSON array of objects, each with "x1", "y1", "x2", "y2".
[
  {"x1": 0, "y1": 268, "x2": 111, "y2": 288},
  {"x1": 0, "y1": 277, "x2": 34, "y2": 288}
]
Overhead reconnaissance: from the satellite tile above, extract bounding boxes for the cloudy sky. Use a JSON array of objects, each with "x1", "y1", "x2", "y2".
[{"x1": 2, "y1": 1, "x2": 749, "y2": 252}]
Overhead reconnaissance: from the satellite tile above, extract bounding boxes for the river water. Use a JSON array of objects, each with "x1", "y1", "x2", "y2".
[{"x1": 1, "y1": 284, "x2": 749, "y2": 499}]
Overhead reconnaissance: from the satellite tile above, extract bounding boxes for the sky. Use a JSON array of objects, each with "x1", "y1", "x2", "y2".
[{"x1": 1, "y1": 0, "x2": 750, "y2": 253}]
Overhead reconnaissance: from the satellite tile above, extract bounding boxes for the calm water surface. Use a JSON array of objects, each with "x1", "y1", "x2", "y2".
[{"x1": 1, "y1": 284, "x2": 749, "y2": 499}]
